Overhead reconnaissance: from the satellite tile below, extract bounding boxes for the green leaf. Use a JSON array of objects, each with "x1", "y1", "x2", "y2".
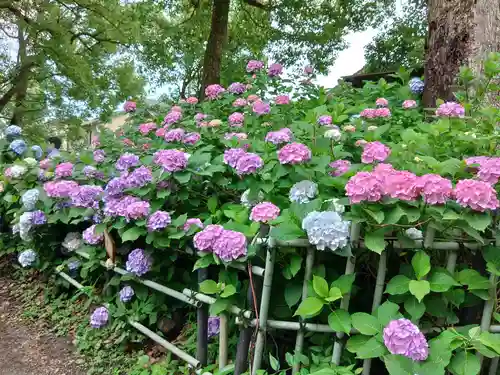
[
  {"x1": 356, "y1": 337, "x2": 387, "y2": 359},
  {"x1": 386, "y1": 275, "x2": 411, "y2": 295},
  {"x1": 346, "y1": 334, "x2": 371, "y2": 353},
  {"x1": 199, "y1": 280, "x2": 220, "y2": 294},
  {"x1": 376, "y1": 301, "x2": 401, "y2": 326},
  {"x1": 351, "y1": 313, "x2": 381, "y2": 335},
  {"x1": 269, "y1": 222, "x2": 304, "y2": 241},
  {"x1": 464, "y1": 212, "x2": 491, "y2": 231},
  {"x1": 363, "y1": 208, "x2": 384, "y2": 224},
  {"x1": 364, "y1": 229, "x2": 386, "y2": 254},
  {"x1": 448, "y1": 351, "x2": 481, "y2": 375},
  {"x1": 284, "y1": 282, "x2": 302, "y2": 308},
  {"x1": 478, "y1": 331, "x2": 500, "y2": 355},
  {"x1": 294, "y1": 297, "x2": 324, "y2": 318},
  {"x1": 313, "y1": 275, "x2": 329, "y2": 298},
  {"x1": 269, "y1": 353, "x2": 280, "y2": 371},
  {"x1": 444, "y1": 289, "x2": 465, "y2": 307},
  {"x1": 411, "y1": 251, "x2": 431, "y2": 280},
  {"x1": 457, "y1": 269, "x2": 490, "y2": 290},
  {"x1": 409, "y1": 280, "x2": 430, "y2": 302},
  {"x1": 121, "y1": 227, "x2": 146, "y2": 242},
  {"x1": 331, "y1": 274, "x2": 355, "y2": 295},
  {"x1": 209, "y1": 299, "x2": 229, "y2": 315},
  {"x1": 283, "y1": 254, "x2": 302, "y2": 279},
  {"x1": 174, "y1": 171, "x2": 191, "y2": 184},
  {"x1": 193, "y1": 255, "x2": 215, "y2": 271},
  {"x1": 326, "y1": 287, "x2": 343, "y2": 302},
  {"x1": 429, "y1": 270, "x2": 459, "y2": 292},
  {"x1": 384, "y1": 355, "x2": 414, "y2": 375},
  {"x1": 328, "y1": 309, "x2": 351, "y2": 335},
  {"x1": 207, "y1": 196, "x2": 218, "y2": 214},
  {"x1": 385, "y1": 205, "x2": 405, "y2": 225},
  {"x1": 404, "y1": 296, "x2": 426, "y2": 320},
  {"x1": 220, "y1": 284, "x2": 236, "y2": 298}
]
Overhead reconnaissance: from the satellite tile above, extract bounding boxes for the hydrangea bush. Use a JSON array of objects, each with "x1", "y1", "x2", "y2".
[{"x1": 1, "y1": 54, "x2": 499, "y2": 375}]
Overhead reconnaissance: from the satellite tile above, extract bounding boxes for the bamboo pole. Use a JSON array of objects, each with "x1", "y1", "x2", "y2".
[
  {"x1": 56, "y1": 270, "x2": 86, "y2": 290},
  {"x1": 488, "y1": 357, "x2": 499, "y2": 375},
  {"x1": 182, "y1": 288, "x2": 253, "y2": 318},
  {"x1": 292, "y1": 247, "x2": 315, "y2": 374},
  {"x1": 218, "y1": 313, "x2": 228, "y2": 369},
  {"x1": 197, "y1": 268, "x2": 209, "y2": 366}
]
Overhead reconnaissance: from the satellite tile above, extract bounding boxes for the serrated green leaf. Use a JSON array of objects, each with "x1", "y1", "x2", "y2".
[
  {"x1": 364, "y1": 230, "x2": 386, "y2": 254},
  {"x1": 331, "y1": 273, "x2": 356, "y2": 295},
  {"x1": 351, "y1": 313, "x2": 381, "y2": 335},
  {"x1": 376, "y1": 301, "x2": 401, "y2": 326},
  {"x1": 121, "y1": 226, "x2": 145, "y2": 242},
  {"x1": 356, "y1": 337, "x2": 387, "y2": 359},
  {"x1": 448, "y1": 351, "x2": 480, "y2": 375},
  {"x1": 328, "y1": 309, "x2": 351, "y2": 335},
  {"x1": 325, "y1": 287, "x2": 343, "y2": 302},
  {"x1": 429, "y1": 270, "x2": 459, "y2": 292},
  {"x1": 294, "y1": 297, "x2": 324, "y2": 318},
  {"x1": 386, "y1": 275, "x2": 411, "y2": 295},
  {"x1": 284, "y1": 282, "x2": 302, "y2": 308},
  {"x1": 199, "y1": 280, "x2": 219, "y2": 294},
  {"x1": 464, "y1": 212, "x2": 491, "y2": 231},
  {"x1": 412, "y1": 251, "x2": 431, "y2": 280},
  {"x1": 313, "y1": 275, "x2": 329, "y2": 298},
  {"x1": 409, "y1": 279, "x2": 430, "y2": 302},
  {"x1": 404, "y1": 296, "x2": 425, "y2": 320}
]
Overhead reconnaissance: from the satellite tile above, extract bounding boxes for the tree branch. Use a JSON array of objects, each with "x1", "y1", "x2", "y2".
[{"x1": 243, "y1": 0, "x2": 267, "y2": 9}]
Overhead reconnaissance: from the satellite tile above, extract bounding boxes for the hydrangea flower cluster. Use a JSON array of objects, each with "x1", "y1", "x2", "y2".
[
  {"x1": 70, "y1": 185, "x2": 103, "y2": 209},
  {"x1": 289, "y1": 180, "x2": 318, "y2": 203},
  {"x1": 223, "y1": 148, "x2": 263, "y2": 175},
  {"x1": 252, "y1": 101, "x2": 271, "y2": 116},
  {"x1": 402, "y1": 99, "x2": 417, "y2": 109},
  {"x1": 125, "y1": 200, "x2": 150, "y2": 221},
  {"x1": 208, "y1": 316, "x2": 220, "y2": 338},
  {"x1": 164, "y1": 128, "x2": 185, "y2": 142},
  {"x1": 93, "y1": 150, "x2": 106, "y2": 163},
  {"x1": 153, "y1": 149, "x2": 189, "y2": 172},
  {"x1": 116, "y1": 153, "x2": 139, "y2": 171},
  {"x1": 90, "y1": 307, "x2": 109, "y2": 328},
  {"x1": 126, "y1": 248, "x2": 152, "y2": 276},
  {"x1": 55, "y1": 162, "x2": 74, "y2": 178},
  {"x1": 275, "y1": 95, "x2": 290, "y2": 105},
  {"x1": 147, "y1": 211, "x2": 171, "y2": 231},
  {"x1": 184, "y1": 218, "x2": 204, "y2": 231},
  {"x1": 409, "y1": 77, "x2": 424, "y2": 94},
  {"x1": 186, "y1": 96, "x2": 198, "y2": 104},
  {"x1": 329, "y1": 160, "x2": 351, "y2": 176},
  {"x1": 361, "y1": 142, "x2": 391, "y2": 164},
  {"x1": 18, "y1": 249, "x2": 37, "y2": 268},
  {"x1": 435, "y1": 102, "x2": 465, "y2": 117},
  {"x1": 124, "y1": 100, "x2": 136, "y2": 113},
  {"x1": 163, "y1": 110, "x2": 183, "y2": 126},
  {"x1": 183, "y1": 132, "x2": 201, "y2": 145},
  {"x1": 317, "y1": 115, "x2": 332, "y2": 126},
  {"x1": 5, "y1": 125, "x2": 22, "y2": 139},
  {"x1": 44, "y1": 180, "x2": 79, "y2": 198},
  {"x1": 302, "y1": 211, "x2": 350, "y2": 252},
  {"x1": 233, "y1": 98, "x2": 247, "y2": 107},
  {"x1": 246, "y1": 60, "x2": 264, "y2": 72},
  {"x1": 5, "y1": 165, "x2": 27, "y2": 179},
  {"x1": 268, "y1": 63, "x2": 283, "y2": 77},
  {"x1": 228, "y1": 112, "x2": 245, "y2": 127},
  {"x1": 454, "y1": 179, "x2": 499, "y2": 211},
  {"x1": 277, "y1": 142, "x2": 311, "y2": 165},
  {"x1": 83, "y1": 224, "x2": 104, "y2": 245},
  {"x1": 21, "y1": 189, "x2": 39, "y2": 210},
  {"x1": 31, "y1": 210, "x2": 47, "y2": 225},
  {"x1": 194, "y1": 225, "x2": 247, "y2": 261},
  {"x1": 139, "y1": 122, "x2": 157, "y2": 135},
  {"x1": 119, "y1": 286, "x2": 135, "y2": 302},
  {"x1": 250, "y1": 202, "x2": 280, "y2": 223},
  {"x1": 265, "y1": 128, "x2": 292, "y2": 145},
  {"x1": 324, "y1": 127, "x2": 341, "y2": 140},
  {"x1": 383, "y1": 319, "x2": 428, "y2": 361},
  {"x1": 31, "y1": 145, "x2": 43, "y2": 160},
  {"x1": 228, "y1": 82, "x2": 246, "y2": 94},
  {"x1": 360, "y1": 108, "x2": 391, "y2": 118},
  {"x1": 62, "y1": 232, "x2": 83, "y2": 252},
  {"x1": 375, "y1": 98, "x2": 388, "y2": 107},
  {"x1": 9, "y1": 139, "x2": 27, "y2": 155},
  {"x1": 205, "y1": 84, "x2": 225, "y2": 99},
  {"x1": 225, "y1": 132, "x2": 247, "y2": 141}
]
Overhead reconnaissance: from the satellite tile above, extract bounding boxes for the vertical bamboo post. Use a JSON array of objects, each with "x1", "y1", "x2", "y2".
[
  {"x1": 488, "y1": 357, "x2": 499, "y2": 375},
  {"x1": 218, "y1": 313, "x2": 228, "y2": 369},
  {"x1": 292, "y1": 247, "x2": 315, "y2": 374},
  {"x1": 362, "y1": 250, "x2": 387, "y2": 375},
  {"x1": 197, "y1": 268, "x2": 209, "y2": 366},
  {"x1": 446, "y1": 250, "x2": 458, "y2": 274},
  {"x1": 252, "y1": 242, "x2": 276, "y2": 375},
  {"x1": 331, "y1": 223, "x2": 360, "y2": 365}
]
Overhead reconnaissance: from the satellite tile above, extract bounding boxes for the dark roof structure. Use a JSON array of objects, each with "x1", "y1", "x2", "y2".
[{"x1": 342, "y1": 67, "x2": 424, "y2": 88}]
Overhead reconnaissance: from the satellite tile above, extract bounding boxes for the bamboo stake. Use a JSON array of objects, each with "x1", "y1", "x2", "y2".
[
  {"x1": 218, "y1": 313, "x2": 228, "y2": 369},
  {"x1": 197, "y1": 268, "x2": 209, "y2": 366}
]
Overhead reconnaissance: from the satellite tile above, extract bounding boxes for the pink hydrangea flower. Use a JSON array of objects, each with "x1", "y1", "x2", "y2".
[
  {"x1": 153, "y1": 149, "x2": 189, "y2": 172},
  {"x1": 454, "y1": 179, "x2": 499, "y2": 211},
  {"x1": 163, "y1": 111, "x2": 182, "y2": 126},
  {"x1": 171, "y1": 105, "x2": 182, "y2": 112},
  {"x1": 477, "y1": 157, "x2": 500, "y2": 184},
  {"x1": 247, "y1": 94, "x2": 260, "y2": 103},
  {"x1": 402, "y1": 100, "x2": 417, "y2": 109},
  {"x1": 39, "y1": 159, "x2": 51, "y2": 169},
  {"x1": 383, "y1": 170, "x2": 420, "y2": 201},
  {"x1": 329, "y1": 160, "x2": 351, "y2": 177},
  {"x1": 383, "y1": 319, "x2": 428, "y2": 361},
  {"x1": 345, "y1": 172, "x2": 383, "y2": 204},
  {"x1": 223, "y1": 148, "x2": 247, "y2": 168},
  {"x1": 317, "y1": 115, "x2": 332, "y2": 126},
  {"x1": 376, "y1": 98, "x2": 388, "y2": 107},
  {"x1": 375, "y1": 107, "x2": 391, "y2": 117},
  {"x1": 126, "y1": 200, "x2": 150, "y2": 221},
  {"x1": 436, "y1": 102, "x2": 465, "y2": 117},
  {"x1": 252, "y1": 101, "x2": 271, "y2": 116},
  {"x1": 235, "y1": 152, "x2": 264, "y2": 175},
  {"x1": 275, "y1": 95, "x2": 290, "y2": 105},
  {"x1": 205, "y1": 84, "x2": 225, "y2": 100},
  {"x1": 124, "y1": 101, "x2": 136, "y2": 113},
  {"x1": 224, "y1": 132, "x2": 248, "y2": 141},
  {"x1": 186, "y1": 97, "x2": 198, "y2": 104},
  {"x1": 194, "y1": 225, "x2": 224, "y2": 251},
  {"x1": 195, "y1": 113, "x2": 208, "y2": 123},
  {"x1": 91, "y1": 136, "x2": 100, "y2": 147},
  {"x1": 55, "y1": 162, "x2": 73, "y2": 178},
  {"x1": 212, "y1": 230, "x2": 247, "y2": 261},
  {"x1": 155, "y1": 127, "x2": 166, "y2": 137},
  {"x1": 360, "y1": 108, "x2": 377, "y2": 119},
  {"x1": 250, "y1": 202, "x2": 280, "y2": 223},
  {"x1": 417, "y1": 174, "x2": 453, "y2": 204},
  {"x1": 277, "y1": 142, "x2": 312, "y2": 165},
  {"x1": 164, "y1": 128, "x2": 185, "y2": 142},
  {"x1": 355, "y1": 139, "x2": 368, "y2": 147},
  {"x1": 139, "y1": 122, "x2": 157, "y2": 135},
  {"x1": 246, "y1": 60, "x2": 264, "y2": 73},
  {"x1": 184, "y1": 218, "x2": 204, "y2": 231},
  {"x1": 183, "y1": 132, "x2": 201, "y2": 145},
  {"x1": 304, "y1": 65, "x2": 313, "y2": 74},
  {"x1": 268, "y1": 63, "x2": 283, "y2": 77},
  {"x1": 233, "y1": 98, "x2": 247, "y2": 107},
  {"x1": 265, "y1": 128, "x2": 292, "y2": 145},
  {"x1": 361, "y1": 141, "x2": 391, "y2": 164},
  {"x1": 229, "y1": 112, "x2": 245, "y2": 127},
  {"x1": 123, "y1": 138, "x2": 134, "y2": 146},
  {"x1": 44, "y1": 180, "x2": 79, "y2": 198},
  {"x1": 228, "y1": 82, "x2": 246, "y2": 95}
]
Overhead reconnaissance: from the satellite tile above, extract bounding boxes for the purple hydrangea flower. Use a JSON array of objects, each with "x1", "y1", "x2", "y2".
[
  {"x1": 116, "y1": 153, "x2": 139, "y2": 171},
  {"x1": 147, "y1": 211, "x2": 171, "y2": 231},
  {"x1": 93, "y1": 150, "x2": 106, "y2": 163},
  {"x1": 252, "y1": 101, "x2": 270, "y2": 116},
  {"x1": 55, "y1": 162, "x2": 74, "y2": 178},
  {"x1": 228, "y1": 82, "x2": 246, "y2": 95},
  {"x1": 184, "y1": 218, "x2": 204, "y2": 231},
  {"x1": 164, "y1": 128, "x2": 185, "y2": 142},
  {"x1": 318, "y1": 115, "x2": 332, "y2": 126},
  {"x1": 193, "y1": 225, "x2": 224, "y2": 252},
  {"x1": 205, "y1": 84, "x2": 225, "y2": 100},
  {"x1": 126, "y1": 166, "x2": 153, "y2": 188},
  {"x1": 223, "y1": 148, "x2": 247, "y2": 168},
  {"x1": 126, "y1": 248, "x2": 152, "y2": 276},
  {"x1": 104, "y1": 195, "x2": 141, "y2": 217},
  {"x1": 265, "y1": 128, "x2": 292, "y2": 145},
  {"x1": 383, "y1": 319, "x2": 429, "y2": 361},
  {"x1": 208, "y1": 316, "x2": 220, "y2": 338},
  {"x1": 268, "y1": 63, "x2": 283, "y2": 77},
  {"x1": 70, "y1": 185, "x2": 103, "y2": 209},
  {"x1": 213, "y1": 230, "x2": 247, "y2": 261},
  {"x1": 31, "y1": 210, "x2": 46, "y2": 225},
  {"x1": 44, "y1": 180, "x2": 79, "y2": 198},
  {"x1": 183, "y1": 132, "x2": 201, "y2": 145},
  {"x1": 125, "y1": 200, "x2": 150, "y2": 221},
  {"x1": 119, "y1": 286, "x2": 135, "y2": 302},
  {"x1": 105, "y1": 177, "x2": 127, "y2": 197},
  {"x1": 153, "y1": 150, "x2": 189, "y2": 172},
  {"x1": 163, "y1": 111, "x2": 183, "y2": 126},
  {"x1": 246, "y1": 60, "x2": 264, "y2": 72},
  {"x1": 90, "y1": 307, "x2": 109, "y2": 328},
  {"x1": 235, "y1": 152, "x2": 263, "y2": 175},
  {"x1": 83, "y1": 224, "x2": 104, "y2": 245}
]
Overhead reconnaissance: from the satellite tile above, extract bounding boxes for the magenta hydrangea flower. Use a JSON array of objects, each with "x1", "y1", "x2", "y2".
[
  {"x1": 195, "y1": 113, "x2": 208, "y2": 123},
  {"x1": 39, "y1": 158, "x2": 51, "y2": 169},
  {"x1": 156, "y1": 127, "x2": 166, "y2": 137},
  {"x1": 360, "y1": 108, "x2": 377, "y2": 119},
  {"x1": 329, "y1": 160, "x2": 351, "y2": 177},
  {"x1": 362, "y1": 141, "x2": 391, "y2": 164},
  {"x1": 44, "y1": 180, "x2": 79, "y2": 198},
  {"x1": 205, "y1": 84, "x2": 225, "y2": 99},
  {"x1": 55, "y1": 162, "x2": 73, "y2": 178},
  {"x1": 104, "y1": 195, "x2": 141, "y2": 217},
  {"x1": 93, "y1": 150, "x2": 105, "y2": 163},
  {"x1": 277, "y1": 142, "x2": 312, "y2": 165},
  {"x1": 163, "y1": 110, "x2": 183, "y2": 126},
  {"x1": 228, "y1": 82, "x2": 246, "y2": 95},
  {"x1": 116, "y1": 153, "x2": 139, "y2": 171},
  {"x1": 83, "y1": 224, "x2": 104, "y2": 245},
  {"x1": 233, "y1": 98, "x2": 247, "y2": 107},
  {"x1": 171, "y1": 105, "x2": 182, "y2": 113},
  {"x1": 318, "y1": 115, "x2": 332, "y2": 126},
  {"x1": 246, "y1": 60, "x2": 264, "y2": 73},
  {"x1": 126, "y1": 248, "x2": 152, "y2": 276},
  {"x1": 383, "y1": 319, "x2": 428, "y2": 361},
  {"x1": 346, "y1": 172, "x2": 383, "y2": 204},
  {"x1": 193, "y1": 225, "x2": 224, "y2": 251},
  {"x1": 224, "y1": 132, "x2": 248, "y2": 141},
  {"x1": 250, "y1": 202, "x2": 280, "y2": 223},
  {"x1": 183, "y1": 132, "x2": 201, "y2": 145},
  {"x1": 153, "y1": 149, "x2": 189, "y2": 172},
  {"x1": 383, "y1": 170, "x2": 420, "y2": 201},
  {"x1": 375, "y1": 107, "x2": 391, "y2": 117},
  {"x1": 268, "y1": 63, "x2": 283, "y2": 77},
  {"x1": 265, "y1": 128, "x2": 292, "y2": 145},
  {"x1": 186, "y1": 96, "x2": 198, "y2": 104},
  {"x1": 375, "y1": 98, "x2": 388, "y2": 107},
  {"x1": 235, "y1": 152, "x2": 264, "y2": 175},
  {"x1": 435, "y1": 102, "x2": 465, "y2": 117},
  {"x1": 70, "y1": 185, "x2": 103, "y2": 209},
  {"x1": 476, "y1": 157, "x2": 500, "y2": 184},
  {"x1": 454, "y1": 179, "x2": 499, "y2": 212},
  {"x1": 164, "y1": 128, "x2": 185, "y2": 143},
  {"x1": 402, "y1": 100, "x2": 417, "y2": 109},
  {"x1": 229, "y1": 112, "x2": 245, "y2": 127},
  {"x1": 213, "y1": 230, "x2": 247, "y2": 261},
  {"x1": 126, "y1": 200, "x2": 150, "y2": 221},
  {"x1": 124, "y1": 101, "x2": 136, "y2": 113},
  {"x1": 417, "y1": 174, "x2": 453, "y2": 204},
  {"x1": 252, "y1": 101, "x2": 271, "y2": 116},
  {"x1": 90, "y1": 306, "x2": 109, "y2": 328},
  {"x1": 275, "y1": 95, "x2": 290, "y2": 105},
  {"x1": 223, "y1": 148, "x2": 247, "y2": 168},
  {"x1": 184, "y1": 218, "x2": 204, "y2": 231},
  {"x1": 126, "y1": 166, "x2": 153, "y2": 188},
  {"x1": 139, "y1": 122, "x2": 157, "y2": 135},
  {"x1": 147, "y1": 211, "x2": 171, "y2": 231}
]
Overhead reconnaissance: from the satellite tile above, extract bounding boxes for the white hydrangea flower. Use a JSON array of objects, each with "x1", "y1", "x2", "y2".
[
  {"x1": 62, "y1": 232, "x2": 83, "y2": 252},
  {"x1": 19, "y1": 212, "x2": 33, "y2": 238},
  {"x1": 405, "y1": 228, "x2": 423, "y2": 240},
  {"x1": 10, "y1": 165, "x2": 27, "y2": 179},
  {"x1": 302, "y1": 211, "x2": 350, "y2": 251},
  {"x1": 289, "y1": 180, "x2": 318, "y2": 204},
  {"x1": 240, "y1": 189, "x2": 264, "y2": 208},
  {"x1": 23, "y1": 157, "x2": 37, "y2": 166},
  {"x1": 324, "y1": 128, "x2": 341, "y2": 141},
  {"x1": 324, "y1": 198, "x2": 345, "y2": 213},
  {"x1": 18, "y1": 249, "x2": 37, "y2": 268},
  {"x1": 12, "y1": 224, "x2": 20, "y2": 234},
  {"x1": 21, "y1": 189, "x2": 39, "y2": 210}
]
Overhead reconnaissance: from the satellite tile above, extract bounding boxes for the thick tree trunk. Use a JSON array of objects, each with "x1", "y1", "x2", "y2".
[
  {"x1": 423, "y1": 0, "x2": 500, "y2": 107},
  {"x1": 201, "y1": 0, "x2": 230, "y2": 97},
  {"x1": 10, "y1": 22, "x2": 29, "y2": 125},
  {"x1": 0, "y1": 61, "x2": 33, "y2": 114}
]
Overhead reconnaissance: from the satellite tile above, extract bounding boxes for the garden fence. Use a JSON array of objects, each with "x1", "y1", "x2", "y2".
[{"x1": 56, "y1": 222, "x2": 499, "y2": 375}]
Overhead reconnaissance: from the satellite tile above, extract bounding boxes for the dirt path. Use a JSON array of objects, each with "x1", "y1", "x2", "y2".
[{"x1": 0, "y1": 278, "x2": 86, "y2": 375}]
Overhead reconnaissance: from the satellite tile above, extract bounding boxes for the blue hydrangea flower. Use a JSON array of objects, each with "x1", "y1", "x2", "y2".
[
  {"x1": 5, "y1": 125, "x2": 21, "y2": 139},
  {"x1": 31, "y1": 145, "x2": 43, "y2": 160},
  {"x1": 289, "y1": 180, "x2": 318, "y2": 204},
  {"x1": 21, "y1": 189, "x2": 39, "y2": 211},
  {"x1": 302, "y1": 211, "x2": 350, "y2": 252},
  {"x1": 9, "y1": 139, "x2": 27, "y2": 155},
  {"x1": 126, "y1": 248, "x2": 152, "y2": 276},
  {"x1": 119, "y1": 286, "x2": 135, "y2": 302},
  {"x1": 208, "y1": 316, "x2": 220, "y2": 338},
  {"x1": 409, "y1": 77, "x2": 424, "y2": 94},
  {"x1": 18, "y1": 249, "x2": 37, "y2": 267},
  {"x1": 90, "y1": 307, "x2": 109, "y2": 328},
  {"x1": 31, "y1": 210, "x2": 46, "y2": 225},
  {"x1": 68, "y1": 260, "x2": 80, "y2": 272}
]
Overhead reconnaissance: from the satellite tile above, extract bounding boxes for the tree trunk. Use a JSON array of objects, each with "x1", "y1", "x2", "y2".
[
  {"x1": 10, "y1": 22, "x2": 29, "y2": 125},
  {"x1": 201, "y1": 0, "x2": 230, "y2": 98},
  {"x1": 0, "y1": 61, "x2": 33, "y2": 114},
  {"x1": 423, "y1": 0, "x2": 500, "y2": 107}
]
